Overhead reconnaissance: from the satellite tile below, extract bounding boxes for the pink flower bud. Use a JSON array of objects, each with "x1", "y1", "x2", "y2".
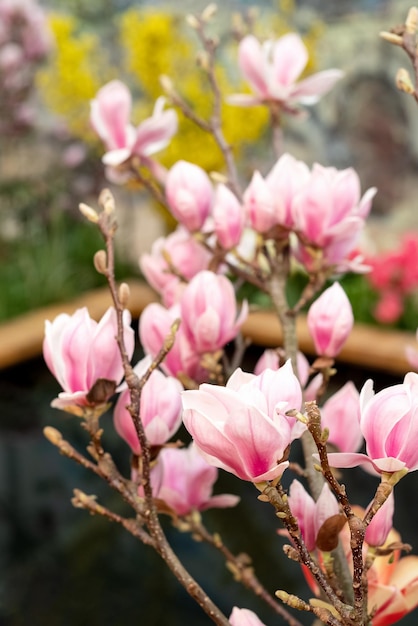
[
  {"x1": 180, "y1": 271, "x2": 248, "y2": 354},
  {"x1": 265, "y1": 153, "x2": 310, "y2": 229},
  {"x1": 139, "y1": 302, "x2": 202, "y2": 381},
  {"x1": 288, "y1": 481, "x2": 340, "y2": 552},
  {"x1": 149, "y1": 443, "x2": 239, "y2": 516},
  {"x1": 182, "y1": 363, "x2": 303, "y2": 483},
  {"x1": 114, "y1": 357, "x2": 183, "y2": 453},
  {"x1": 243, "y1": 171, "x2": 276, "y2": 233},
  {"x1": 139, "y1": 226, "x2": 210, "y2": 305},
  {"x1": 320, "y1": 382, "x2": 363, "y2": 453},
  {"x1": 307, "y1": 282, "x2": 353, "y2": 357},
  {"x1": 43, "y1": 307, "x2": 134, "y2": 409},
  {"x1": 165, "y1": 160, "x2": 213, "y2": 231},
  {"x1": 229, "y1": 607, "x2": 267, "y2": 626},
  {"x1": 213, "y1": 184, "x2": 244, "y2": 249}
]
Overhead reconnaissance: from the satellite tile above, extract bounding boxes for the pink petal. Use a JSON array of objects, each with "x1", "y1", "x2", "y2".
[
  {"x1": 290, "y1": 69, "x2": 344, "y2": 104},
  {"x1": 238, "y1": 35, "x2": 269, "y2": 97},
  {"x1": 272, "y1": 33, "x2": 308, "y2": 86}
]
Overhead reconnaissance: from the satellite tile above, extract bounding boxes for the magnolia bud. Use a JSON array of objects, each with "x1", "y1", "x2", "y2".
[
  {"x1": 118, "y1": 282, "x2": 130, "y2": 308},
  {"x1": 406, "y1": 6, "x2": 418, "y2": 34},
  {"x1": 396, "y1": 68, "x2": 415, "y2": 94},
  {"x1": 99, "y1": 188, "x2": 115, "y2": 215},
  {"x1": 307, "y1": 282, "x2": 353, "y2": 358},
  {"x1": 79, "y1": 202, "x2": 99, "y2": 223},
  {"x1": 201, "y1": 3, "x2": 217, "y2": 21},
  {"x1": 94, "y1": 250, "x2": 108, "y2": 274}
]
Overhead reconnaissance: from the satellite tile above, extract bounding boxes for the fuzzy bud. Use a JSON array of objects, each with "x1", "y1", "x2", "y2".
[
  {"x1": 94, "y1": 250, "x2": 108, "y2": 274},
  {"x1": 406, "y1": 6, "x2": 418, "y2": 34},
  {"x1": 396, "y1": 68, "x2": 415, "y2": 94},
  {"x1": 99, "y1": 188, "x2": 115, "y2": 215},
  {"x1": 118, "y1": 282, "x2": 130, "y2": 308},
  {"x1": 79, "y1": 202, "x2": 99, "y2": 223},
  {"x1": 202, "y1": 3, "x2": 217, "y2": 21}
]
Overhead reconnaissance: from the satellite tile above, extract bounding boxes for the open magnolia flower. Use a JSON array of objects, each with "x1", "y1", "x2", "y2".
[
  {"x1": 182, "y1": 361, "x2": 304, "y2": 482},
  {"x1": 90, "y1": 80, "x2": 177, "y2": 168},
  {"x1": 228, "y1": 33, "x2": 343, "y2": 112},
  {"x1": 326, "y1": 372, "x2": 418, "y2": 475},
  {"x1": 43, "y1": 307, "x2": 134, "y2": 410}
]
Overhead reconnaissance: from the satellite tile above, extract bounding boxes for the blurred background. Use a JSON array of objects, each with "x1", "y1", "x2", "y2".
[{"x1": 1, "y1": 0, "x2": 418, "y2": 624}]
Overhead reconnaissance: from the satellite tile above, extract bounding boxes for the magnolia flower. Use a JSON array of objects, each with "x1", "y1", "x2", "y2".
[
  {"x1": 265, "y1": 153, "x2": 310, "y2": 230},
  {"x1": 326, "y1": 372, "x2": 418, "y2": 475},
  {"x1": 114, "y1": 356, "x2": 183, "y2": 453},
  {"x1": 229, "y1": 607, "x2": 267, "y2": 626},
  {"x1": 228, "y1": 33, "x2": 343, "y2": 112},
  {"x1": 254, "y1": 349, "x2": 322, "y2": 402},
  {"x1": 182, "y1": 362, "x2": 303, "y2": 482},
  {"x1": 149, "y1": 443, "x2": 239, "y2": 516},
  {"x1": 243, "y1": 171, "x2": 276, "y2": 233},
  {"x1": 139, "y1": 302, "x2": 203, "y2": 382},
  {"x1": 292, "y1": 164, "x2": 376, "y2": 273},
  {"x1": 287, "y1": 481, "x2": 341, "y2": 552},
  {"x1": 213, "y1": 184, "x2": 245, "y2": 250},
  {"x1": 139, "y1": 226, "x2": 211, "y2": 306},
  {"x1": 90, "y1": 80, "x2": 177, "y2": 167},
  {"x1": 165, "y1": 160, "x2": 213, "y2": 232},
  {"x1": 307, "y1": 282, "x2": 354, "y2": 358},
  {"x1": 369, "y1": 545, "x2": 418, "y2": 626},
  {"x1": 180, "y1": 271, "x2": 248, "y2": 355},
  {"x1": 320, "y1": 382, "x2": 363, "y2": 453},
  {"x1": 43, "y1": 307, "x2": 134, "y2": 410}
]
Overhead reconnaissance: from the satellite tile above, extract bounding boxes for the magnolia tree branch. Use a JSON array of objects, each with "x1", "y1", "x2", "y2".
[
  {"x1": 187, "y1": 515, "x2": 304, "y2": 626},
  {"x1": 261, "y1": 482, "x2": 356, "y2": 625},
  {"x1": 305, "y1": 402, "x2": 367, "y2": 624},
  {"x1": 94, "y1": 190, "x2": 231, "y2": 626}
]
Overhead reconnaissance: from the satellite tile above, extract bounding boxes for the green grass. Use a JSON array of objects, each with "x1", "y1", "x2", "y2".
[{"x1": 0, "y1": 210, "x2": 134, "y2": 321}]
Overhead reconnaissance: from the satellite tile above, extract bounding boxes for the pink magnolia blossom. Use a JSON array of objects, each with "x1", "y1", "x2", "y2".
[
  {"x1": 180, "y1": 271, "x2": 248, "y2": 355},
  {"x1": 43, "y1": 307, "x2": 134, "y2": 410},
  {"x1": 114, "y1": 356, "x2": 183, "y2": 453},
  {"x1": 254, "y1": 349, "x2": 322, "y2": 402},
  {"x1": 243, "y1": 171, "x2": 276, "y2": 233},
  {"x1": 320, "y1": 382, "x2": 363, "y2": 453},
  {"x1": 139, "y1": 226, "x2": 211, "y2": 306},
  {"x1": 304, "y1": 510, "x2": 418, "y2": 625},
  {"x1": 149, "y1": 443, "x2": 239, "y2": 516},
  {"x1": 228, "y1": 33, "x2": 343, "y2": 112},
  {"x1": 326, "y1": 372, "x2": 418, "y2": 475},
  {"x1": 182, "y1": 362, "x2": 303, "y2": 482},
  {"x1": 90, "y1": 81, "x2": 177, "y2": 167},
  {"x1": 139, "y1": 302, "x2": 204, "y2": 382},
  {"x1": 307, "y1": 282, "x2": 354, "y2": 358},
  {"x1": 292, "y1": 164, "x2": 376, "y2": 273},
  {"x1": 368, "y1": 547, "x2": 418, "y2": 626},
  {"x1": 287, "y1": 480, "x2": 340, "y2": 552},
  {"x1": 229, "y1": 607, "x2": 267, "y2": 626},
  {"x1": 165, "y1": 160, "x2": 213, "y2": 232},
  {"x1": 213, "y1": 184, "x2": 245, "y2": 249},
  {"x1": 265, "y1": 153, "x2": 310, "y2": 230}
]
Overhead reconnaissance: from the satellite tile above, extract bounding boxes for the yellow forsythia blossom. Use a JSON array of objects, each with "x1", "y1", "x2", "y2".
[{"x1": 36, "y1": 14, "x2": 110, "y2": 138}]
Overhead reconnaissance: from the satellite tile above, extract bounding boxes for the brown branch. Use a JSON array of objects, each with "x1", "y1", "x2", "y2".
[
  {"x1": 95, "y1": 190, "x2": 231, "y2": 626},
  {"x1": 188, "y1": 516, "x2": 304, "y2": 626}
]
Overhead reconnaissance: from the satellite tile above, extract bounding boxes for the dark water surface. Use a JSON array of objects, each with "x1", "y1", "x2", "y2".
[{"x1": 0, "y1": 353, "x2": 417, "y2": 626}]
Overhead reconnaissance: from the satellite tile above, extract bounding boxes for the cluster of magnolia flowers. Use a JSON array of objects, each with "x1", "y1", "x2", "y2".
[{"x1": 42, "y1": 21, "x2": 418, "y2": 626}]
